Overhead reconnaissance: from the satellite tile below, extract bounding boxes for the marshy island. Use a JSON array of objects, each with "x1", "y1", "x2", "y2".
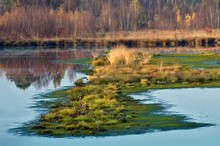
[{"x1": 18, "y1": 46, "x2": 220, "y2": 137}]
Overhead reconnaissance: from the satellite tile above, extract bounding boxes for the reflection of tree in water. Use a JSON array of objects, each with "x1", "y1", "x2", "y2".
[
  {"x1": 0, "y1": 49, "x2": 103, "y2": 90},
  {"x1": 0, "y1": 65, "x2": 4, "y2": 78},
  {"x1": 66, "y1": 66, "x2": 77, "y2": 83}
]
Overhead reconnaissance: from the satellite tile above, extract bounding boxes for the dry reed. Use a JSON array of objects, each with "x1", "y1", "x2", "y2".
[
  {"x1": 101, "y1": 30, "x2": 220, "y2": 40},
  {"x1": 107, "y1": 46, "x2": 135, "y2": 66}
]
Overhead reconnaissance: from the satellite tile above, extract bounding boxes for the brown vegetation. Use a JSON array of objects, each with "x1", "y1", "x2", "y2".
[
  {"x1": 102, "y1": 30, "x2": 220, "y2": 40},
  {"x1": 0, "y1": 6, "x2": 95, "y2": 40},
  {"x1": 0, "y1": 0, "x2": 220, "y2": 40},
  {"x1": 107, "y1": 45, "x2": 151, "y2": 66}
]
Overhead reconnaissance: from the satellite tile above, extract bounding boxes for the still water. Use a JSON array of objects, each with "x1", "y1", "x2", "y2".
[{"x1": 0, "y1": 48, "x2": 220, "y2": 146}]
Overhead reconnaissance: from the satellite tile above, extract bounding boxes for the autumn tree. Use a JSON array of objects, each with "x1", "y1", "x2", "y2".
[
  {"x1": 98, "y1": 2, "x2": 116, "y2": 32},
  {"x1": 130, "y1": 0, "x2": 142, "y2": 30}
]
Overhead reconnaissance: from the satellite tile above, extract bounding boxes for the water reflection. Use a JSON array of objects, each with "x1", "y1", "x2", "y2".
[{"x1": 0, "y1": 48, "x2": 105, "y2": 90}]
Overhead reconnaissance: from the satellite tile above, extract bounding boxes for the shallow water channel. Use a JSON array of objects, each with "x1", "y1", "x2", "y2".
[{"x1": 0, "y1": 48, "x2": 220, "y2": 146}]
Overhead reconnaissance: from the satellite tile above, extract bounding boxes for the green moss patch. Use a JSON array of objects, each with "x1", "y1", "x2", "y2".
[
  {"x1": 19, "y1": 84, "x2": 208, "y2": 137},
  {"x1": 151, "y1": 54, "x2": 220, "y2": 69}
]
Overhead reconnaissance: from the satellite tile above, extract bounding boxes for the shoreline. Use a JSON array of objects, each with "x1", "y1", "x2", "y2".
[{"x1": 0, "y1": 37, "x2": 220, "y2": 48}]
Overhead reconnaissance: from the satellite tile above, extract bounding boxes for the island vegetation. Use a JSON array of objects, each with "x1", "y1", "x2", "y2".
[{"x1": 20, "y1": 46, "x2": 220, "y2": 137}]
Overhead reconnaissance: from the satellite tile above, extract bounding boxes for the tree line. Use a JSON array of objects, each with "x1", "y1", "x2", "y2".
[{"x1": 0, "y1": 0, "x2": 220, "y2": 39}]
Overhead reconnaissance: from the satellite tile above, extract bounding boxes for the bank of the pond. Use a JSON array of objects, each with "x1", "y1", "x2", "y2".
[
  {"x1": 0, "y1": 37, "x2": 220, "y2": 48},
  {"x1": 17, "y1": 47, "x2": 220, "y2": 137}
]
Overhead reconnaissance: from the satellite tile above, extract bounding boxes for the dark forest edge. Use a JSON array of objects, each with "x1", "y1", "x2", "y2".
[
  {"x1": 0, "y1": 37, "x2": 220, "y2": 48},
  {"x1": 14, "y1": 46, "x2": 220, "y2": 137}
]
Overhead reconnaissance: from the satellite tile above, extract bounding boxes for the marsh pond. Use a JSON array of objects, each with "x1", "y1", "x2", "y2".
[{"x1": 0, "y1": 47, "x2": 220, "y2": 146}]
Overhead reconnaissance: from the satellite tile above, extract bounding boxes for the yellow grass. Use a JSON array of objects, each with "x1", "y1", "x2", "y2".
[
  {"x1": 100, "y1": 29, "x2": 220, "y2": 40},
  {"x1": 107, "y1": 45, "x2": 152, "y2": 67},
  {"x1": 107, "y1": 46, "x2": 135, "y2": 66}
]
